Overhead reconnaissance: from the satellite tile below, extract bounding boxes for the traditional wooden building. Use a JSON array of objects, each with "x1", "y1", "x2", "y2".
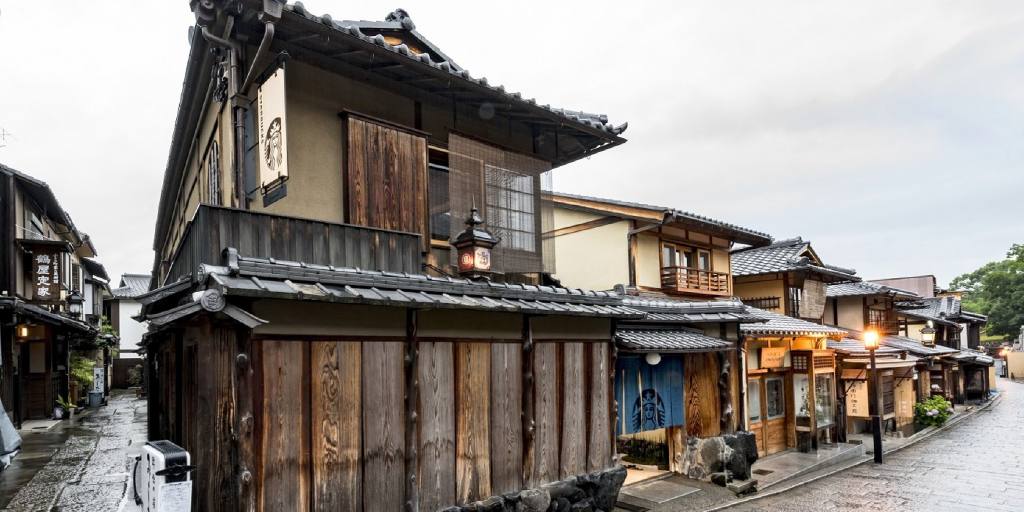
[
  {"x1": 0, "y1": 163, "x2": 100, "y2": 426},
  {"x1": 738, "y1": 308, "x2": 847, "y2": 456},
  {"x1": 547, "y1": 193, "x2": 771, "y2": 475},
  {"x1": 142, "y1": 2, "x2": 634, "y2": 510},
  {"x1": 824, "y1": 281, "x2": 920, "y2": 336},
  {"x1": 727, "y1": 237, "x2": 854, "y2": 456},
  {"x1": 827, "y1": 334, "x2": 918, "y2": 439}
]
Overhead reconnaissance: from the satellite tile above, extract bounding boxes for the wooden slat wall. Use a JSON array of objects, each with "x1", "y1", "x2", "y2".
[
  {"x1": 311, "y1": 341, "x2": 362, "y2": 511},
  {"x1": 489, "y1": 343, "x2": 523, "y2": 495},
  {"x1": 456, "y1": 342, "x2": 491, "y2": 504},
  {"x1": 531, "y1": 342, "x2": 560, "y2": 486},
  {"x1": 418, "y1": 341, "x2": 456, "y2": 510},
  {"x1": 233, "y1": 336, "x2": 616, "y2": 511},
  {"x1": 685, "y1": 352, "x2": 722, "y2": 438},
  {"x1": 587, "y1": 343, "x2": 612, "y2": 472},
  {"x1": 560, "y1": 343, "x2": 587, "y2": 478},
  {"x1": 345, "y1": 116, "x2": 428, "y2": 248},
  {"x1": 164, "y1": 205, "x2": 422, "y2": 285},
  {"x1": 361, "y1": 341, "x2": 406, "y2": 511},
  {"x1": 259, "y1": 340, "x2": 310, "y2": 512}
]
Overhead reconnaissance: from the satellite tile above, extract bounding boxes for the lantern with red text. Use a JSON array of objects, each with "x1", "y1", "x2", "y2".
[{"x1": 453, "y1": 207, "x2": 499, "y2": 279}]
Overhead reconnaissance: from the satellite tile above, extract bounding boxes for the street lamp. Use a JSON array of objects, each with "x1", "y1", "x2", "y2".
[
  {"x1": 921, "y1": 321, "x2": 936, "y2": 347},
  {"x1": 863, "y1": 329, "x2": 884, "y2": 464},
  {"x1": 67, "y1": 290, "x2": 84, "y2": 318}
]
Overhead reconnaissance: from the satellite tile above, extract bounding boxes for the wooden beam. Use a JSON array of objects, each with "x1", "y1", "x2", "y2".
[
  {"x1": 234, "y1": 329, "x2": 256, "y2": 512},
  {"x1": 541, "y1": 216, "x2": 618, "y2": 239},
  {"x1": 521, "y1": 316, "x2": 535, "y2": 487},
  {"x1": 628, "y1": 221, "x2": 638, "y2": 288}
]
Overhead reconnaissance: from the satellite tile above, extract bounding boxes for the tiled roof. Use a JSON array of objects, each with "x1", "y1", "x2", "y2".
[
  {"x1": 740, "y1": 307, "x2": 847, "y2": 338},
  {"x1": 730, "y1": 237, "x2": 858, "y2": 281},
  {"x1": 952, "y1": 348, "x2": 994, "y2": 366},
  {"x1": 616, "y1": 327, "x2": 734, "y2": 353},
  {"x1": 880, "y1": 335, "x2": 959, "y2": 357},
  {"x1": 827, "y1": 338, "x2": 902, "y2": 356},
  {"x1": 826, "y1": 281, "x2": 920, "y2": 299},
  {"x1": 283, "y1": 5, "x2": 626, "y2": 136},
  {"x1": 81, "y1": 257, "x2": 110, "y2": 283},
  {"x1": 190, "y1": 253, "x2": 643, "y2": 319},
  {"x1": 0, "y1": 297, "x2": 93, "y2": 334},
  {"x1": 112, "y1": 273, "x2": 152, "y2": 299},
  {"x1": 620, "y1": 296, "x2": 765, "y2": 323},
  {"x1": 552, "y1": 192, "x2": 772, "y2": 246},
  {"x1": 897, "y1": 296, "x2": 987, "y2": 325}
]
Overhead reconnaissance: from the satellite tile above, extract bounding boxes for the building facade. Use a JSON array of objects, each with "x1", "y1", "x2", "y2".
[
  {"x1": 0, "y1": 163, "x2": 102, "y2": 425},
  {"x1": 142, "y1": 2, "x2": 633, "y2": 510},
  {"x1": 107, "y1": 273, "x2": 151, "y2": 358}
]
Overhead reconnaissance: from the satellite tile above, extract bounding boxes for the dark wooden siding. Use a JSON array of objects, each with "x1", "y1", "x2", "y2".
[
  {"x1": 159, "y1": 328, "x2": 616, "y2": 511},
  {"x1": 345, "y1": 116, "x2": 428, "y2": 248},
  {"x1": 164, "y1": 205, "x2": 422, "y2": 286}
]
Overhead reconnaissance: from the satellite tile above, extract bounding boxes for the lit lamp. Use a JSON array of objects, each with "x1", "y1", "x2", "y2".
[
  {"x1": 862, "y1": 329, "x2": 883, "y2": 464},
  {"x1": 67, "y1": 290, "x2": 84, "y2": 318},
  {"x1": 645, "y1": 352, "x2": 662, "y2": 366},
  {"x1": 921, "y1": 321, "x2": 936, "y2": 347},
  {"x1": 452, "y1": 207, "x2": 500, "y2": 280}
]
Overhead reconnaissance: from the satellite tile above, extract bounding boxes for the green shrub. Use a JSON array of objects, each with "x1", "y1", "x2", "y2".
[
  {"x1": 70, "y1": 355, "x2": 95, "y2": 390},
  {"x1": 914, "y1": 395, "x2": 954, "y2": 427}
]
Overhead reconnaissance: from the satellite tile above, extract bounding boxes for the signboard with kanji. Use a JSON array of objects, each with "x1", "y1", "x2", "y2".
[{"x1": 32, "y1": 248, "x2": 62, "y2": 302}]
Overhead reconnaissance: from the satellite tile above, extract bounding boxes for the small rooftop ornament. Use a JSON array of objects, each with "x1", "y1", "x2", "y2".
[{"x1": 453, "y1": 207, "x2": 500, "y2": 280}]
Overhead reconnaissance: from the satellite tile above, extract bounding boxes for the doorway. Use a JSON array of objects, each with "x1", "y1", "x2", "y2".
[
  {"x1": 748, "y1": 374, "x2": 789, "y2": 456},
  {"x1": 21, "y1": 340, "x2": 50, "y2": 420}
]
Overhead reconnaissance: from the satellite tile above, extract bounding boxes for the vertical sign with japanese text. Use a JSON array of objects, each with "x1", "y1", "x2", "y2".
[{"x1": 33, "y1": 249, "x2": 61, "y2": 302}]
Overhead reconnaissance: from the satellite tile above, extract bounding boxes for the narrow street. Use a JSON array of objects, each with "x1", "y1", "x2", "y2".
[
  {"x1": 1, "y1": 391, "x2": 146, "y2": 511},
  {"x1": 721, "y1": 380, "x2": 1024, "y2": 511}
]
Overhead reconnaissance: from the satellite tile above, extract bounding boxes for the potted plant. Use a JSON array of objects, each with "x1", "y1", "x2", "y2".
[{"x1": 55, "y1": 396, "x2": 76, "y2": 420}]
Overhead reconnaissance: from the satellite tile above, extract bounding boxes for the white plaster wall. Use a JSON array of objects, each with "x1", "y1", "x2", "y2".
[{"x1": 115, "y1": 300, "x2": 147, "y2": 357}]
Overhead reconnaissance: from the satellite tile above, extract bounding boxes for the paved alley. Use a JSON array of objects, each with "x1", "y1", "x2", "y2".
[
  {"x1": 719, "y1": 380, "x2": 1024, "y2": 512},
  {"x1": 0, "y1": 391, "x2": 146, "y2": 511}
]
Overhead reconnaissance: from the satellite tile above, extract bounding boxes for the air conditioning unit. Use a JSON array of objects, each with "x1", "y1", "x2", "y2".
[{"x1": 132, "y1": 440, "x2": 194, "y2": 512}]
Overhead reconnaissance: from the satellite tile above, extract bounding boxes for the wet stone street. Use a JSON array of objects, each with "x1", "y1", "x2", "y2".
[
  {"x1": 720, "y1": 380, "x2": 1024, "y2": 512},
  {"x1": 1, "y1": 391, "x2": 146, "y2": 511}
]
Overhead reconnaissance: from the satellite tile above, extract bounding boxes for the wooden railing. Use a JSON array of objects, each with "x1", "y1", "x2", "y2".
[
  {"x1": 163, "y1": 205, "x2": 423, "y2": 286},
  {"x1": 660, "y1": 267, "x2": 730, "y2": 296}
]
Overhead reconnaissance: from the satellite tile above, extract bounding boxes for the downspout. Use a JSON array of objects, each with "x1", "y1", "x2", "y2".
[{"x1": 202, "y1": 18, "x2": 277, "y2": 209}]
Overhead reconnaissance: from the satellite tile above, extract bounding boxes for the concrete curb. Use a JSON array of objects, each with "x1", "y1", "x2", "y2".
[{"x1": 702, "y1": 392, "x2": 1003, "y2": 512}]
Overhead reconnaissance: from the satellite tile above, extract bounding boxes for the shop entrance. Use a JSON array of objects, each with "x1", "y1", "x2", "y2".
[{"x1": 747, "y1": 373, "x2": 788, "y2": 456}]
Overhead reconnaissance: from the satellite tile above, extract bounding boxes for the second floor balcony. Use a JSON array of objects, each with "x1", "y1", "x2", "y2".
[{"x1": 660, "y1": 266, "x2": 731, "y2": 296}]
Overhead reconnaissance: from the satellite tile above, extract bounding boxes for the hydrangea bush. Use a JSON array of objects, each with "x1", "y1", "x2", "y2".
[{"x1": 914, "y1": 395, "x2": 954, "y2": 427}]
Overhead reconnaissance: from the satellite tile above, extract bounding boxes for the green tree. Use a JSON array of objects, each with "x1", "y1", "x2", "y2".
[{"x1": 950, "y1": 244, "x2": 1024, "y2": 338}]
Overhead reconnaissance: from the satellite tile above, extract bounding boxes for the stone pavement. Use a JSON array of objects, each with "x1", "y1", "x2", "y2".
[
  {"x1": 718, "y1": 379, "x2": 1024, "y2": 512},
  {"x1": 0, "y1": 390, "x2": 147, "y2": 511}
]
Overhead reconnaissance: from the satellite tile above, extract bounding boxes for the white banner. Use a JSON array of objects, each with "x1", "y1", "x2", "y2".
[{"x1": 257, "y1": 68, "x2": 288, "y2": 187}]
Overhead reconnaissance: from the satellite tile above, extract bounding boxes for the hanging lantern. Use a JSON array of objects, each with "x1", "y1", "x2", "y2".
[{"x1": 453, "y1": 207, "x2": 500, "y2": 279}]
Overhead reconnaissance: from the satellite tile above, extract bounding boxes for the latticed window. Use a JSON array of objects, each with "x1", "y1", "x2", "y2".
[
  {"x1": 786, "y1": 286, "x2": 802, "y2": 318},
  {"x1": 485, "y1": 165, "x2": 535, "y2": 252},
  {"x1": 207, "y1": 140, "x2": 221, "y2": 206}
]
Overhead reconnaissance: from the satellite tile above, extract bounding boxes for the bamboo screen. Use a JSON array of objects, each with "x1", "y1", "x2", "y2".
[{"x1": 449, "y1": 134, "x2": 555, "y2": 274}]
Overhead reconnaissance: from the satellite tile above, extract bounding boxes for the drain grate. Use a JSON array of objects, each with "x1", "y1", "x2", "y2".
[{"x1": 752, "y1": 468, "x2": 774, "y2": 476}]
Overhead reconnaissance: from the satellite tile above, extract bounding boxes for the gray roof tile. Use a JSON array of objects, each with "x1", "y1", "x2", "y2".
[
  {"x1": 616, "y1": 327, "x2": 734, "y2": 352},
  {"x1": 826, "y1": 281, "x2": 919, "y2": 299},
  {"x1": 740, "y1": 307, "x2": 847, "y2": 338},
  {"x1": 112, "y1": 273, "x2": 152, "y2": 299},
  {"x1": 730, "y1": 237, "x2": 858, "y2": 280},
  {"x1": 896, "y1": 296, "x2": 987, "y2": 325},
  {"x1": 282, "y1": 5, "x2": 626, "y2": 136}
]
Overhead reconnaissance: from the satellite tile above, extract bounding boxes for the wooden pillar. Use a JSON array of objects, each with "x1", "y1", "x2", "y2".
[
  {"x1": 609, "y1": 321, "x2": 618, "y2": 463},
  {"x1": 405, "y1": 309, "x2": 420, "y2": 511},
  {"x1": 718, "y1": 350, "x2": 733, "y2": 433},
  {"x1": 627, "y1": 222, "x2": 638, "y2": 288},
  {"x1": 521, "y1": 316, "x2": 535, "y2": 486},
  {"x1": 234, "y1": 329, "x2": 256, "y2": 512}
]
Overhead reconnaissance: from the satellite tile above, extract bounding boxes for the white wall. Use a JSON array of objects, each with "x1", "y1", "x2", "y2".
[{"x1": 115, "y1": 300, "x2": 147, "y2": 357}]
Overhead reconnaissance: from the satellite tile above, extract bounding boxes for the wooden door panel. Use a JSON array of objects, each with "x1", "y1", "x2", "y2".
[{"x1": 765, "y1": 418, "x2": 788, "y2": 455}]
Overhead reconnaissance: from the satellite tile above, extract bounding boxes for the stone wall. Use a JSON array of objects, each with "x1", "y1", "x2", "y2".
[
  {"x1": 442, "y1": 465, "x2": 627, "y2": 512},
  {"x1": 681, "y1": 432, "x2": 758, "y2": 485}
]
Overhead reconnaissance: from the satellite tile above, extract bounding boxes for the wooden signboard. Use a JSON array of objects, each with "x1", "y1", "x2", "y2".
[
  {"x1": 760, "y1": 347, "x2": 787, "y2": 369},
  {"x1": 32, "y1": 247, "x2": 62, "y2": 302}
]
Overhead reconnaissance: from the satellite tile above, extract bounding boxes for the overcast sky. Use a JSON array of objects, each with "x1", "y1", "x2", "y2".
[{"x1": 1, "y1": 1, "x2": 1022, "y2": 288}]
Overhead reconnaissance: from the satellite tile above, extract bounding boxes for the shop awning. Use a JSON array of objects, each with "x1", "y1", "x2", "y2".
[
  {"x1": 0, "y1": 297, "x2": 93, "y2": 334},
  {"x1": 742, "y1": 307, "x2": 847, "y2": 338},
  {"x1": 615, "y1": 327, "x2": 734, "y2": 353}
]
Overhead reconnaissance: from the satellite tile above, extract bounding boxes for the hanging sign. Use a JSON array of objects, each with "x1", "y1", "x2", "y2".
[
  {"x1": 32, "y1": 248, "x2": 62, "y2": 302},
  {"x1": 257, "y1": 67, "x2": 288, "y2": 188},
  {"x1": 760, "y1": 347, "x2": 787, "y2": 368},
  {"x1": 614, "y1": 355, "x2": 685, "y2": 435}
]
